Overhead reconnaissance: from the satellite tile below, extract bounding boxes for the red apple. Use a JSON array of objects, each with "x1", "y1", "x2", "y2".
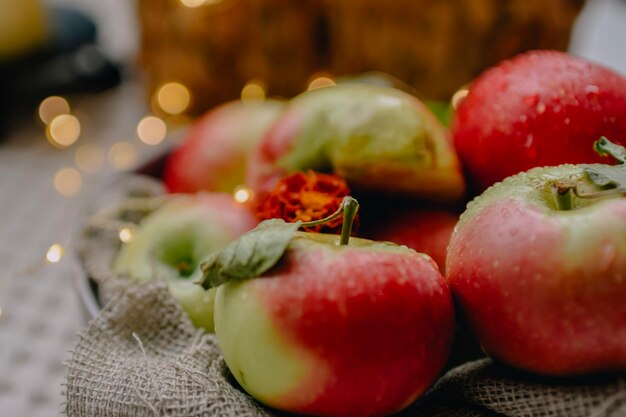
[
  {"x1": 364, "y1": 209, "x2": 458, "y2": 273},
  {"x1": 453, "y1": 50, "x2": 626, "y2": 191},
  {"x1": 446, "y1": 139, "x2": 626, "y2": 375},
  {"x1": 246, "y1": 84, "x2": 465, "y2": 202},
  {"x1": 201, "y1": 201, "x2": 455, "y2": 417},
  {"x1": 164, "y1": 99, "x2": 284, "y2": 193}
]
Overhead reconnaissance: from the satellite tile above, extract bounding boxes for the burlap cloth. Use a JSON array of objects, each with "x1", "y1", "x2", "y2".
[{"x1": 66, "y1": 175, "x2": 626, "y2": 417}]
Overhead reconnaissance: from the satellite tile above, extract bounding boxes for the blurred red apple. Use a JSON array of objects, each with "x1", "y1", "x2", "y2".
[
  {"x1": 453, "y1": 50, "x2": 626, "y2": 191},
  {"x1": 246, "y1": 84, "x2": 465, "y2": 202},
  {"x1": 365, "y1": 209, "x2": 458, "y2": 273},
  {"x1": 164, "y1": 100, "x2": 284, "y2": 193}
]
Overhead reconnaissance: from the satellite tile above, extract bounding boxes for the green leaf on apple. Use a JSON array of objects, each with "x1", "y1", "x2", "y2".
[
  {"x1": 583, "y1": 137, "x2": 626, "y2": 194},
  {"x1": 199, "y1": 219, "x2": 301, "y2": 289}
]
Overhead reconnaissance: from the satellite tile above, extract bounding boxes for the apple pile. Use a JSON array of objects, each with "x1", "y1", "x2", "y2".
[{"x1": 106, "y1": 49, "x2": 626, "y2": 416}]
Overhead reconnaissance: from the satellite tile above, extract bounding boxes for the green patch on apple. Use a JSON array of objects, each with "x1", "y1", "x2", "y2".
[{"x1": 114, "y1": 193, "x2": 257, "y2": 332}]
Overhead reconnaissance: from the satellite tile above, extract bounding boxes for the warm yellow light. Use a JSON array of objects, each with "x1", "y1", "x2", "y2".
[
  {"x1": 179, "y1": 0, "x2": 222, "y2": 7},
  {"x1": 118, "y1": 227, "x2": 134, "y2": 243},
  {"x1": 307, "y1": 74, "x2": 336, "y2": 91},
  {"x1": 54, "y1": 168, "x2": 82, "y2": 197},
  {"x1": 233, "y1": 185, "x2": 253, "y2": 204},
  {"x1": 46, "y1": 243, "x2": 65, "y2": 263},
  {"x1": 156, "y1": 82, "x2": 191, "y2": 115},
  {"x1": 451, "y1": 88, "x2": 470, "y2": 110},
  {"x1": 0, "y1": 305, "x2": 2, "y2": 320},
  {"x1": 74, "y1": 144, "x2": 104, "y2": 173},
  {"x1": 241, "y1": 81, "x2": 266, "y2": 105},
  {"x1": 137, "y1": 116, "x2": 167, "y2": 146},
  {"x1": 38, "y1": 96, "x2": 70, "y2": 125},
  {"x1": 108, "y1": 142, "x2": 137, "y2": 170},
  {"x1": 47, "y1": 114, "x2": 81, "y2": 148}
]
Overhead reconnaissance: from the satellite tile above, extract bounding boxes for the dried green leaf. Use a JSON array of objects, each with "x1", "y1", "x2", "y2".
[
  {"x1": 584, "y1": 165, "x2": 626, "y2": 192},
  {"x1": 594, "y1": 137, "x2": 626, "y2": 164},
  {"x1": 198, "y1": 219, "x2": 301, "y2": 289}
]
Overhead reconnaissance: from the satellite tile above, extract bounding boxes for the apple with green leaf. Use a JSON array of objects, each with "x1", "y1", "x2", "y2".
[
  {"x1": 114, "y1": 193, "x2": 257, "y2": 331},
  {"x1": 447, "y1": 137, "x2": 626, "y2": 375},
  {"x1": 200, "y1": 198, "x2": 455, "y2": 417},
  {"x1": 246, "y1": 84, "x2": 465, "y2": 202}
]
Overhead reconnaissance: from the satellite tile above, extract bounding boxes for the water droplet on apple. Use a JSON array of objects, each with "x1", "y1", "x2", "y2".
[
  {"x1": 564, "y1": 118, "x2": 571, "y2": 125},
  {"x1": 492, "y1": 260, "x2": 500, "y2": 269},
  {"x1": 529, "y1": 235, "x2": 537, "y2": 243},
  {"x1": 536, "y1": 102, "x2": 546, "y2": 114},
  {"x1": 523, "y1": 94, "x2": 539, "y2": 107},
  {"x1": 599, "y1": 242, "x2": 616, "y2": 272},
  {"x1": 584, "y1": 85, "x2": 599, "y2": 97},
  {"x1": 553, "y1": 105, "x2": 562, "y2": 113},
  {"x1": 523, "y1": 134, "x2": 534, "y2": 148}
]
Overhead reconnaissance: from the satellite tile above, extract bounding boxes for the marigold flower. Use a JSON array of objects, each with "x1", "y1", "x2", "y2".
[{"x1": 256, "y1": 170, "x2": 358, "y2": 233}]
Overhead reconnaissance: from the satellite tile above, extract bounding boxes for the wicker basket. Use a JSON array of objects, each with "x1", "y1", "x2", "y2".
[{"x1": 138, "y1": 0, "x2": 583, "y2": 115}]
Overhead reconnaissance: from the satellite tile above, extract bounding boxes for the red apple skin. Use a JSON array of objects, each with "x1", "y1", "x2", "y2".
[
  {"x1": 365, "y1": 209, "x2": 458, "y2": 273},
  {"x1": 446, "y1": 166, "x2": 626, "y2": 375},
  {"x1": 453, "y1": 50, "x2": 626, "y2": 191},
  {"x1": 216, "y1": 235, "x2": 455, "y2": 417},
  {"x1": 164, "y1": 100, "x2": 283, "y2": 193}
]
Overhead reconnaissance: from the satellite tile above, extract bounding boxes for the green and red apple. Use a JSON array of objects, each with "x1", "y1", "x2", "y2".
[
  {"x1": 164, "y1": 99, "x2": 284, "y2": 193},
  {"x1": 447, "y1": 138, "x2": 626, "y2": 375},
  {"x1": 246, "y1": 84, "x2": 465, "y2": 202},
  {"x1": 201, "y1": 201, "x2": 455, "y2": 417},
  {"x1": 114, "y1": 193, "x2": 258, "y2": 331}
]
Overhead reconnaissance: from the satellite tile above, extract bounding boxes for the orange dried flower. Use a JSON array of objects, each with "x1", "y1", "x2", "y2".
[{"x1": 255, "y1": 170, "x2": 357, "y2": 233}]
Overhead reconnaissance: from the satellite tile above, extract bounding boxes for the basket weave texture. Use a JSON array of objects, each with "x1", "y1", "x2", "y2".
[{"x1": 138, "y1": 0, "x2": 583, "y2": 114}]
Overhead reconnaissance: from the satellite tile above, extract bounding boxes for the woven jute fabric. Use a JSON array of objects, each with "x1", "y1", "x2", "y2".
[
  {"x1": 67, "y1": 174, "x2": 626, "y2": 417},
  {"x1": 65, "y1": 280, "x2": 271, "y2": 417}
]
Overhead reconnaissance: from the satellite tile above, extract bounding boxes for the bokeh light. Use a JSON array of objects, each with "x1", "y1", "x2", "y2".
[
  {"x1": 137, "y1": 116, "x2": 167, "y2": 146},
  {"x1": 74, "y1": 144, "x2": 105, "y2": 173},
  {"x1": 118, "y1": 227, "x2": 134, "y2": 243},
  {"x1": 451, "y1": 87, "x2": 470, "y2": 110},
  {"x1": 54, "y1": 168, "x2": 82, "y2": 197},
  {"x1": 47, "y1": 115, "x2": 81, "y2": 148},
  {"x1": 233, "y1": 185, "x2": 253, "y2": 203},
  {"x1": 307, "y1": 74, "x2": 336, "y2": 91},
  {"x1": 38, "y1": 96, "x2": 70, "y2": 125},
  {"x1": 156, "y1": 82, "x2": 191, "y2": 115},
  {"x1": 241, "y1": 81, "x2": 266, "y2": 105},
  {"x1": 179, "y1": 0, "x2": 222, "y2": 7},
  {"x1": 46, "y1": 244, "x2": 65, "y2": 263},
  {"x1": 108, "y1": 142, "x2": 137, "y2": 170}
]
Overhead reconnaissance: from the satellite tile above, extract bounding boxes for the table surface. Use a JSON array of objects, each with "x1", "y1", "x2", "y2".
[{"x1": 0, "y1": 1, "x2": 625, "y2": 416}]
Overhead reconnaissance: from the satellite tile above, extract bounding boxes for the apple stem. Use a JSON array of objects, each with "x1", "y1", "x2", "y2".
[
  {"x1": 339, "y1": 197, "x2": 359, "y2": 245},
  {"x1": 299, "y1": 196, "x2": 359, "y2": 245},
  {"x1": 551, "y1": 182, "x2": 574, "y2": 211}
]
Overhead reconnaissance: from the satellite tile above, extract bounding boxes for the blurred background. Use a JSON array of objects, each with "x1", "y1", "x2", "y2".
[{"x1": 0, "y1": 0, "x2": 625, "y2": 416}]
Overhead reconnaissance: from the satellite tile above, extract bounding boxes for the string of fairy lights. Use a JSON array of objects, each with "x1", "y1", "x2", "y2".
[{"x1": 0, "y1": 69, "x2": 465, "y2": 321}]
